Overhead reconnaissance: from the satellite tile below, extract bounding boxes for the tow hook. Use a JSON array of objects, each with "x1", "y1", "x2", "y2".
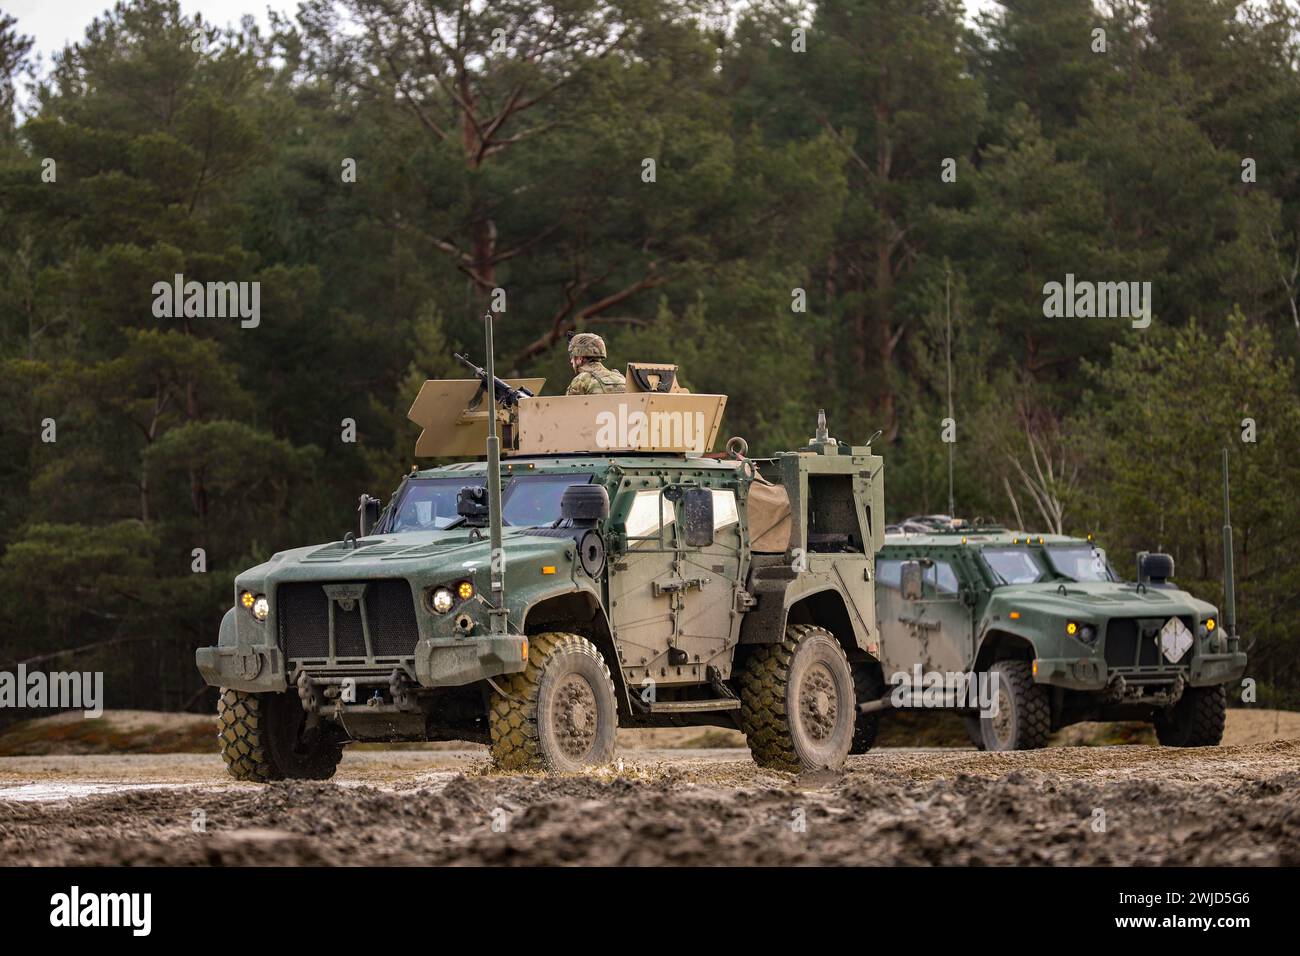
[{"x1": 1102, "y1": 673, "x2": 1127, "y2": 704}]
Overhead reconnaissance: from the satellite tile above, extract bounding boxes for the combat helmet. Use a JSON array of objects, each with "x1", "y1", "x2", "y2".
[{"x1": 568, "y1": 332, "x2": 607, "y2": 359}]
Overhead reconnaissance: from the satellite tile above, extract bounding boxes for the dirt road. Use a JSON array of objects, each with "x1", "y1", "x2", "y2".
[{"x1": 1, "y1": 740, "x2": 1297, "y2": 866}]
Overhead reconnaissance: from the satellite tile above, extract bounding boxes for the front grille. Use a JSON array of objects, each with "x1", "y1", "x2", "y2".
[
  {"x1": 1104, "y1": 619, "x2": 1139, "y2": 668},
  {"x1": 277, "y1": 580, "x2": 420, "y2": 662},
  {"x1": 1103, "y1": 616, "x2": 1194, "y2": 670}
]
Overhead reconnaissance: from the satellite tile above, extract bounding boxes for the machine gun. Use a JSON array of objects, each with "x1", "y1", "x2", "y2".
[{"x1": 455, "y1": 353, "x2": 536, "y2": 409}]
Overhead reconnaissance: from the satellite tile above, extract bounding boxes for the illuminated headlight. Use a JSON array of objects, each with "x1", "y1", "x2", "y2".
[
  {"x1": 432, "y1": 587, "x2": 454, "y2": 614},
  {"x1": 251, "y1": 595, "x2": 269, "y2": 622},
  {"x1": 1067, "y1": 621, "x2": 1097, "y2": 644}
]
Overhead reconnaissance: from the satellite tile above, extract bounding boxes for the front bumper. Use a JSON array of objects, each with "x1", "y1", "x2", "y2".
[
  {"x1": 196, "y1": 634, "x2": 529, "y2": 694},
  {"x1": 1032, "y1": 650, "x2": 1248, "y2": 692}
]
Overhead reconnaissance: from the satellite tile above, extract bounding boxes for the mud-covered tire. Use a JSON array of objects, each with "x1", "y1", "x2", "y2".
[
  {"x1": 977, "y1": 660, "x2": 1050, "y2": 751},
  {"x1": 1154, "y1": 684, "x2": 1227, "y2": 747},
  {"x1": 217, "y1": 688, "x2": 344, "y2": 782},
  {"x1": 488, "y1": 632, "x2": 618, "y2": 772},
  {"x1": 849, "y1": 661, "x2": 883, "y2": 754},
  {"x1": 850, "y1": 712, "x2": 879, "y2": 754},
  {"x1": 739, "y1": 624, "x2": 856, "y2": 772}
]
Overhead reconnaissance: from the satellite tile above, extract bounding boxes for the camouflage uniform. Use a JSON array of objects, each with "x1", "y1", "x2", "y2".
[{"x1": 565, "y1": 333, "x2": 627, "y2": 395}]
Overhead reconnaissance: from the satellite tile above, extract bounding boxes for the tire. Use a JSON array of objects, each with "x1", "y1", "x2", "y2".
[
  {"x1": 1154, "y1": 684, "x2": 1226, "y2": 747},
  {"x1": 850, "y1": 661, "x2": 882, "y2": 754},
  {"x1": 488, "y1": 632, "x2": 618, "y2": 772},
  {"x1": 217, "y1": 688, "x2": 344, "y2": 782},
  {"x1": 977, "y1": 660, "x2": 1050, "y2": 751},
  {"x1": 739, "y1": 624, "x2": 856, "y2": 772},
  {"x1": 962, "y1": 714, "x2": 986, "y2": 750}
]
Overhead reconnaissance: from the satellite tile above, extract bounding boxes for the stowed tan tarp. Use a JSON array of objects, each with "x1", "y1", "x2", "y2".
[{"x1": 748, "y1": 477, "x2": 792, "y2": 553}]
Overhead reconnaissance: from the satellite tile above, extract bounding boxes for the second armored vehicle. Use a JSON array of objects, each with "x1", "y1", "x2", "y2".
[{"x1": 872, "y1": 519, "x2": 1247, "y2": 750}]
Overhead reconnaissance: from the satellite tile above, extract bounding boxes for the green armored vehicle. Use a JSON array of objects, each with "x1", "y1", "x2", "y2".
[
  {"x1": 197, "y1": 322, "x2": 886, "y2": 778},
  {"x1": 870, "y1": 512, "x2": 1247, "y2": 750}
]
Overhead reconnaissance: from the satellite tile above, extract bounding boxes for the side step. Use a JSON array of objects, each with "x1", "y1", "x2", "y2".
[{"x1": 645, "y1": 698, "x2": 741, "y2": 714}]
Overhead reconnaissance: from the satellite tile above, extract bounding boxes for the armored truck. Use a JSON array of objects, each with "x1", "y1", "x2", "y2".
[
  {"x1": 197, "y1": 326, "x2": 886, "y2": 778},
  {"x1": 871, "y1": 518, "x2": 1247, "y2": 750}
]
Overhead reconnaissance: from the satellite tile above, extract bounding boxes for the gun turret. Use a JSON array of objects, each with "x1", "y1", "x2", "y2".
[{"x1": 454, "y1": 353, "x2": 536, "y2": 408}]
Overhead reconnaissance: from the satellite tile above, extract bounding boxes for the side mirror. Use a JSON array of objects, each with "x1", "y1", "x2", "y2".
[
  {"x1": 901, "y1": 560, "x2": 924, "y2": 600},
  {"x1": 358, "y1": 494, "x2": 382, "y2": 537},
  {"x1": 681, "y1": 487, "x2": 714, "y2": 548}
]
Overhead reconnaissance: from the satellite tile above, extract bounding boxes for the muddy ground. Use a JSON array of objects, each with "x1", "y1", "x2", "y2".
[{"x1": 1, "y1": 740, "x2": 1297, "y2": 866}]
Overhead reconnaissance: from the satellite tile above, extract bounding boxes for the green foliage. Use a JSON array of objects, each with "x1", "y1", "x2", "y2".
[{"x1": 1, "y1": 0, "x2": 1298, "y2": 708}]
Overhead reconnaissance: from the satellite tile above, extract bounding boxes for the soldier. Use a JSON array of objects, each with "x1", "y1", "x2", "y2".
[{"x1": 565, "y1": 332, "x2": 627, "y2": 395}]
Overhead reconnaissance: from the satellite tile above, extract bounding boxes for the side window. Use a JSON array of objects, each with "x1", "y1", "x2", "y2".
[
  {"x1": 925, "y1": 561, "x2": 960, "y2": 595},
  {"x1": 712, "y1": 489, "x2": 738, "y2": 531},
  {"x1": 876, "y1": 559, "x2": 902, "y2": 589},
  {"x1": 623, "y1": 490, "x2": 675, "y2": 545}
]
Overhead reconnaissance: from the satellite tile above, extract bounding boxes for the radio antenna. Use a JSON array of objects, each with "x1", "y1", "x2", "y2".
[{"x1": 945, "y1": 263, "x2": 955, "y2": 519}]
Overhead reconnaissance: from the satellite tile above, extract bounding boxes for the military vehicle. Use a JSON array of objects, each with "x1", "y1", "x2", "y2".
[
  {"x1": 870, "y1": 495, "x2": 1246, "y2": 750},
  {"x1": 196, "y1": 317, "x2": 886, "y2": 778}
]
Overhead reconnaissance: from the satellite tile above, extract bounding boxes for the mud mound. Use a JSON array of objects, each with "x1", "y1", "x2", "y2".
[{"x1": 1, "y1": 741, "x2": 1297, "y2": 866}]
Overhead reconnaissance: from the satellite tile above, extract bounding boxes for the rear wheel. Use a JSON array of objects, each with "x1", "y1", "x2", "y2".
[
  {"x1": 977, "y1": 660, "x2": 1051, "y2": 751},
  {"x1": 488, "y1": 632, "x2": 618, "y2": 772},
  {"x1": 217, "y1": 688, "x2": 344, "y2": 782},
  {"x1": 850, "y1": 661, "x2": 883, "y2": 754},
  {"x1": 739, "y1": 624, "x2": 856, "y2": 772},
  {"x1": 1154, "y1": 684, "x2": 1226, "y2": 746}
]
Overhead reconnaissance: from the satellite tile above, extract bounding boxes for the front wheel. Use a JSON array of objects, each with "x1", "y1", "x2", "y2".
[
  {"x1": 1154, "y1": 684, "x2": 1226, "y2": 746},
  {"x1": 488, "y1": 632, "x2": 619, "y2": 772},
  {"x1": 739, "y1": 624, "x2": 856, "y2": 772},
  {"x1": 217, "y1": 688, "x2": 344, "y2": 782},
  {"x1": 977, "y1": 660, "x2": 1051, "y2": 751}
]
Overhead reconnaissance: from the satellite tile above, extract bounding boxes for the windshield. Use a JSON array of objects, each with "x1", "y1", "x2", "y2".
[
  {"x1": 1045, "y1": 546, "x2": 1114, "y2": 582},
  {"x1": 981, "y1": 548, "x2": 1044, "y2": 585},
  {"x1": 386, "y1": 474, "x2": 593, "y2": 532}
]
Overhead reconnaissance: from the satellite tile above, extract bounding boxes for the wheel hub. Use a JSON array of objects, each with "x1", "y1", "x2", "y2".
[
  {"x1": 552, "y1": 673, "x2": 598, "y2": 759},
  {"x1": 799, "y1": 663, "x2": 838, "y2": 740}
]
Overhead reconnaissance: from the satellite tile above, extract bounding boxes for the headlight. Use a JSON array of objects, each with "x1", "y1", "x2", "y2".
[
  {"x1": 432, "y1": 587, "x2": 454, "y2": 613},
  {"x1": 251, "y1": 594, "x2": 269, "y2": 622}
]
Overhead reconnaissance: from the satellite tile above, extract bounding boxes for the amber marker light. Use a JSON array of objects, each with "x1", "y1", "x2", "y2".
[
  {"x1": 1206, "y1": 618, "x2": 1216, "y2": 631},
  {"x1": 541, "y1": 566, "x2": 556, "y2": 575},
  {"x1": 1009, "y1": 611, "x2": 1021, "y2": 620},
  {"x1": 240, "y1": 591, "x2": 255, "y2": 609},
  {"x1": 457, "y1": 581, "x2": 475, "y2": 600},
  {"x1": 1066, "y1": 622, "x2": 1078, "y2": 636}
]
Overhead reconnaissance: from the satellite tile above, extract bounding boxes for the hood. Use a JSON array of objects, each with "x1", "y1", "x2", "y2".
[
  {"x1": 989, "y1": 580, "x2": 1217, "y2": 620},
  {"x1": 235, "y1": 526, "x2": 580, "y2": 590}
]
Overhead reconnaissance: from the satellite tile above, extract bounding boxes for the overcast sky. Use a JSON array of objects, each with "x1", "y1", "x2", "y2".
[{"x1": 8, "y1": 0, "x2": 1006, "y2": 64}]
